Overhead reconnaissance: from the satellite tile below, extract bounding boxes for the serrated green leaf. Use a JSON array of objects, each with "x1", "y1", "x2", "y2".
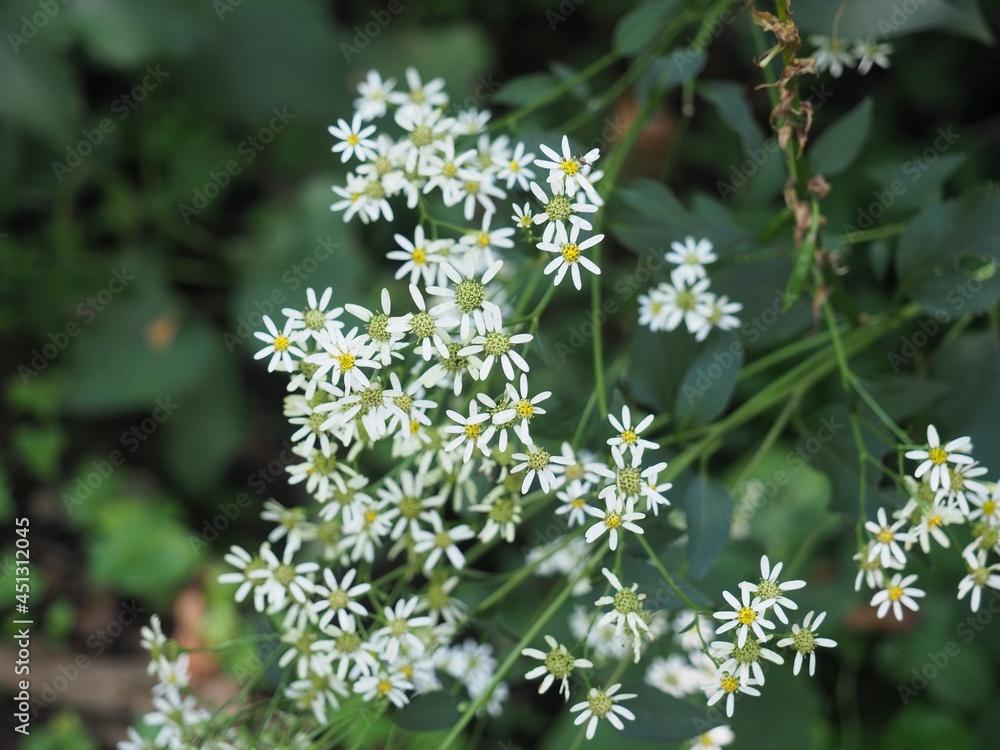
[
  {"x1": 613, "y1": 1, "x2": 679, "y2": 56},
  {"x1": 685, "y1": 476, "x2": 732, "y2": 577},
  {"x1": 674, "y1": 331, "x2": 743, "y2": 426},
  {"x1": 393, "y1": 691, "x2": 460, "y2": 731},
  {"x1": 809, "y1": 97, "x2": 873, "y2": 177}
]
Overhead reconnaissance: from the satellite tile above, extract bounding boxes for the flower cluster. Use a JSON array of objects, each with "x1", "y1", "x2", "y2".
[
  {"x1": 329, "y1": 67, "x2": 606, "y2": 292},
  {"x1": 856, "y1": 425, "x2": 1000, "y2": 618},
  {"x1": 700, "y1": 556, "x2": 835, "y2": 720},
  {"x1": 637, "y1": 236, "x2": 742, "y2": 341},
  {"x1": 809, "y1": 35, "x2": 892, "y2": 77}
]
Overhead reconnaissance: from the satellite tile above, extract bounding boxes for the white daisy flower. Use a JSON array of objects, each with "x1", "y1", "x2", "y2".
[
  {"x1": 511, "y1": 426, "x2": 571, "y2": 493},
  {"x1": 713, "y1": 588, "x2": 775, "y2": 648},
  {"x1": 738, "y1": 555, "x2": 806, "y2": 625},
  {"x1": 460, "y1": 328, "x2": 532, "y2": 381},
  {"x1": 328, "y1": 112, "x2": 377, "y2": 163},
  {"x1": 512, "y1": 201, "x2": 534, "y2": 230},
  {"x1": 285, "y1": 670, "x2": 349, "y2": 725},
  {"x1": 315, "y1": 616, "x2": 379, "y2": 680},
  {"x1": 549, "y1": 442, "x2": 606, "y2": 487},
  {"x1": 957, "y1": 548, "x2": 1000, "y2": 612},
  {"x1": 354, "y1": 70, "x2": 396, "y2": 121},
  {"x1": 344, "y1": 288, "x2": 406, "y2": 366},
  {"x1": 139, "y1": 614, "x2": 170, "y2": 678},
  {"x1": 372, "y1": 596, "x2": 433, "y2": 663},
  {"x1": 309, "y1": 326, "x2": 381, "y2": 395},
  {"x1": 253, "y1": 315, "x2": 305, "y2": 372},
  {"x1": 660, "y1": 276, "x2": 714, "y2": 334},
  {"x1": 584, "y1": 494, "x2": 646, "y2": 552},
  {"x1": 282, "y1": 286, "x2": 345, "y2": 344},
  {"x1": 893, "y1": 495, "x2": 962, "y2": 553},
  {"x1": 498, "y1": 141, "x2": 537, "y2": 190},
  {"x1": 453, "y1": 166, "x2": 507, "y2": 221},
  {"x1": 704, "y1": 670, "x2": 760, "y2": 718},
  {"x1": 665, "y1": 236, "x2": 717, "y2": 285},
  {"x1": 645, "y1": 654, "x2": 701, "y2": 698},
  {"x1": 534, "y1": 134, "x2": 603, "y2": 204},
  {"x1": 607, "y1": 405, "x2": 658, "y2": 458},
  {"x1": 412, "y1": 515, "x2": 476, "y2": 572},
  {"x1": 469, "y1": 488, "x2": 522, "y2": 543},
  {"x1": 968, "y1": 485, "x2": 1000, "y2": 526},
  {"x1": 710, "y1": 636, "x2": 784, "y2": 685},
  {"x1": 595, "y1": 568, "x2": 652, "y2": 662},
  {"x1": 250, "y1": 542, "x2": 320, "y2": 613},
  {"x1": 491, "y1": 373, "x2": 551, "y2": 433},
  {"x1": 637, "y1": 285, "x2": 672, "y2": 331},
  {"x1": 388, "y1": 66, "x2": 448, "y2": 112},
  {"x1": 387, "y1": 226, "x2": 452, "y2": 286},
  {"x1": 853, "y1": 38, "x2": 892, "y2": 75},
  {"x1": 528, "y1": 180, "x2": 597, "y2": 243},
  {"x1": 444, "y1": 401, "x2": 496, "y2": 462},
  {"x1": 904, "y1": 424, "x2": 974, "y2": 492},
  {"x1": 339, "y1": 497, "x2": 393, "y2": 563},
  {"x1": 554, "y1": 480, "x2": 595, "y2": 527},
  {"x1": 569, "y1": 683, "x2": 637, "y2": 740},
  {"x1": 311, "y1": 568, "x2": 372, "y2": 630},
  {"x1": 776, "y1": 610, "x2": 837, "y2": 676},
  {"x1": 459, "y1": 212, "x2": 516, "y2": 268},
  {"x1": 809, "y1": 35, "x2": 856, "y2": 78},
  {"x1": 935, "y1": 461, "x2": 991, "y2": 515},
  {"x1": 353, "y1": 670, "x2": 414, "y2": 708},
  {"x1": 218, "y1": 544, "x2": 268, "y2": 611},
  {"x1": 261, "y1": 499, "x2": 316, "y2": 555},
  {"x1": 521, "y1": 635, "x2": 593, "y2": 701},
  {"x1": 864, "y1": 506, "x2": 914, "y2": 569},
  {"x1": 537, "y1": 222, "x2": 603, "y2": 291},
  {"x1": 394, "y1": 105, "x2": 455, "y2": 172},
  {"x1": 426, "y1": 255, "x2": 504, "y2": 339},
  {"x1": 871, "y1": 572, "x2": 925, "y2": 620},
  {"x1": 690, "y1": 725, "x2": 736, "y2": 749},
  {"x1": 696, "y1": 294, "x2": 743, "y2": 341}
]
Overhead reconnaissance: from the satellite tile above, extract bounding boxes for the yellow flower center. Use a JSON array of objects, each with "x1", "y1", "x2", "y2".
[
  {"x1": 509, "y1": 160, "x2": 520, "y2": 171},
  {"x1": 274, "y1": 335, "x2": 289, "y2": 352},
  {"x1": 571, "y1": 498, "x2": 586, "y2": 508},
  {"x1": 412, "y1": 247, "x2": 426, "y2": 265},
  {"x1": 876, "y1": 528, "x2": 894, "y2": 544},
  {"x1": 363, "y1": 509, "x2": 378, "y2": 525},
  {"x1": 347, "y1": 134, "x2": 360, "y2": 146},
  {"x1": 464, "y1": 423, "x2": 482, "y2": 440},
  {"x1": 721, "y1": 674, "x2": 740, "y2": 694},
  {"x1": 620, "y1": 429, "x2": 637, "y2": 445},
  {"x1": 338, "y1": 352, "x2": 356, "y2": 371},
  {"x1": 561, "y1": 159, "x2": 579, "y2": 176},
  {"x1": 983, "y1": 500, "x2": 996, "y2": 516},
  {"x1": 409, "y1": 420, "x2": 422, "y2": 435},
  {"x1": 561, "y1": 243, "x2": 580, "y2": 263},
  {"x1": 377, "y1": 679, "x2": 392, "y2": 696},
  {"x1": 888, "y1": 585, "x2": 903, "y2": 601},
  {"x1": 737, "y1": 606, "x2": 756, "y2": 626},
  {"x1": 604, "y1": 511, "x2": 622, "y2": 529},
  {"x1": 929, "y1": 446, "x2": 948, "y2": 465}
]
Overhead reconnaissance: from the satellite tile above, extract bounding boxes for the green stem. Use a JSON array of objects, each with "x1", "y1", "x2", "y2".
[
  {"x1": 437, "y1": 553, "x2": 603, "y2": 750},
  {"x1": 637, "y1": 534, "x2": 711, "y2": 613}
]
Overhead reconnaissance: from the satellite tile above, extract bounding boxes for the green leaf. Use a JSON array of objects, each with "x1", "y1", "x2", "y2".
[
  {"x1": 929, "y1": 331, "x2": 1000, "y2": 464},
  {"x1": 895, "y1": 188, "x2": 1000, "y2": 318},
  {"x1": 637, "y1": 47, "x2": 706, "y2": 99},
  {"x1": 628, "y1": 325, "x2": 699, "y2": 413},
  {"x1": 684, "y1": 476, "x2": 732, "y2": 578},
  {"x1": 161, "y1": 349, "x2": 247, "y2": 494},
  {"x1": 882, "y1": 710, "x2": 978, "y2": 750},
  {"x1": 393, "y1": 691, "x2": 461, "y2": 731},
  {"x1": 613, "y1": 0, "x2": 678, "y2": 56},
  {"x1": 620, "y1": 690, "x2": 721, "y2": 742},
  {"x1": 809, "y1": 97, "x2": 873, "y2": 178},
  {"x1": 795, "y1": 0, "x2": 994, "y2": 44},
  {"x1": 698, "y1": 80, "x2": 766, "y2": 154},
  {"x1": 674, "y1": 331, "x2": 743, "y2": 426},
  {"x1": 866, "y1": 152, "x2": 966, "y2": 212},
  {"x1": 492, "y1": 73, "x2": 557, "y2": 107},
  {"x1": 68, "y1": 0, "x2": 212, "y2": 69},
  {"x1": 12, "y1": 423, "x2": 68, "y2": 481}
]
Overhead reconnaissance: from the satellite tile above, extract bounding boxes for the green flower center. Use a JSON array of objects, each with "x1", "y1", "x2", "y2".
[
  {"x1": 455, "y1": 279, "x2": 486, "y2": 314},
  {"x1": 364, "y1": 182, "x2": 385, "y2": 200},
  {"x1": 336, "y1": 632, "x2": 361, "y2": 654},
  {"x1": 390, "y1": 618, "x2": 409, "y2": 637},
  {"x1": 359, "y1": 384, "x2": 384, "y2": 412},
  {"x1": 586, "y1": 689, "x2": 613, "y2": 717},
  {"x1": 544, "y1": 647, "x2": 576, "y2": 679},
  {"x1": 399, "y1": 495, "x2": 422, "y2": 519},
  {"x1": 545, "y1": 195, "x2": 572, "y2": 222},
  {"x1": 731, "y1": 638, "x2": 761, "y2": 665},
  {"x1": 489, "y1": 498, "x2": 516, "y2": 524},
  {"x1": 374, "y1": 156, "x2": 392, "y2": 175},
  {"x1": 367, "y1": 313, "x2": 390, "y2": 342},
  {"x1": 756, "y1": 579, "x2": 780, "y2": 601},
  {"x1": 303, "y1": 309, "x2": 326, "y2": 331},
  {"x1": 410, "y1": 310, "x2": 437, "y2": 339},
  {"x1": 527, "y1": 448, "x2": 551, "y2": 471},
  {"x1": 676, "y1": 289, "x2": 697, "y2": 312},
  {"x1": 274, "y1": 565, "x2": 296, "y2": 586},
  {"x1": 410, "y1": 125, "x2": 433, "y2": 147},
  {"x1": 613, "y1": 587, "x2": 641, "y2": 615},
  {"x1": 618, "y1": 467, "x2": 642, "y2": 498},
  {"x1": 791, "y1": 628, "x2": 816, "y2": 654},
  {"x1": 483, "y1": 331, "x2": 511, "y2": 356},
  {"x1": 442, "y1": 343, "x2": 469, "y2": 374},
  {"x1": 328, "y1": 588, "x2": 349, "y2": 610}
]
